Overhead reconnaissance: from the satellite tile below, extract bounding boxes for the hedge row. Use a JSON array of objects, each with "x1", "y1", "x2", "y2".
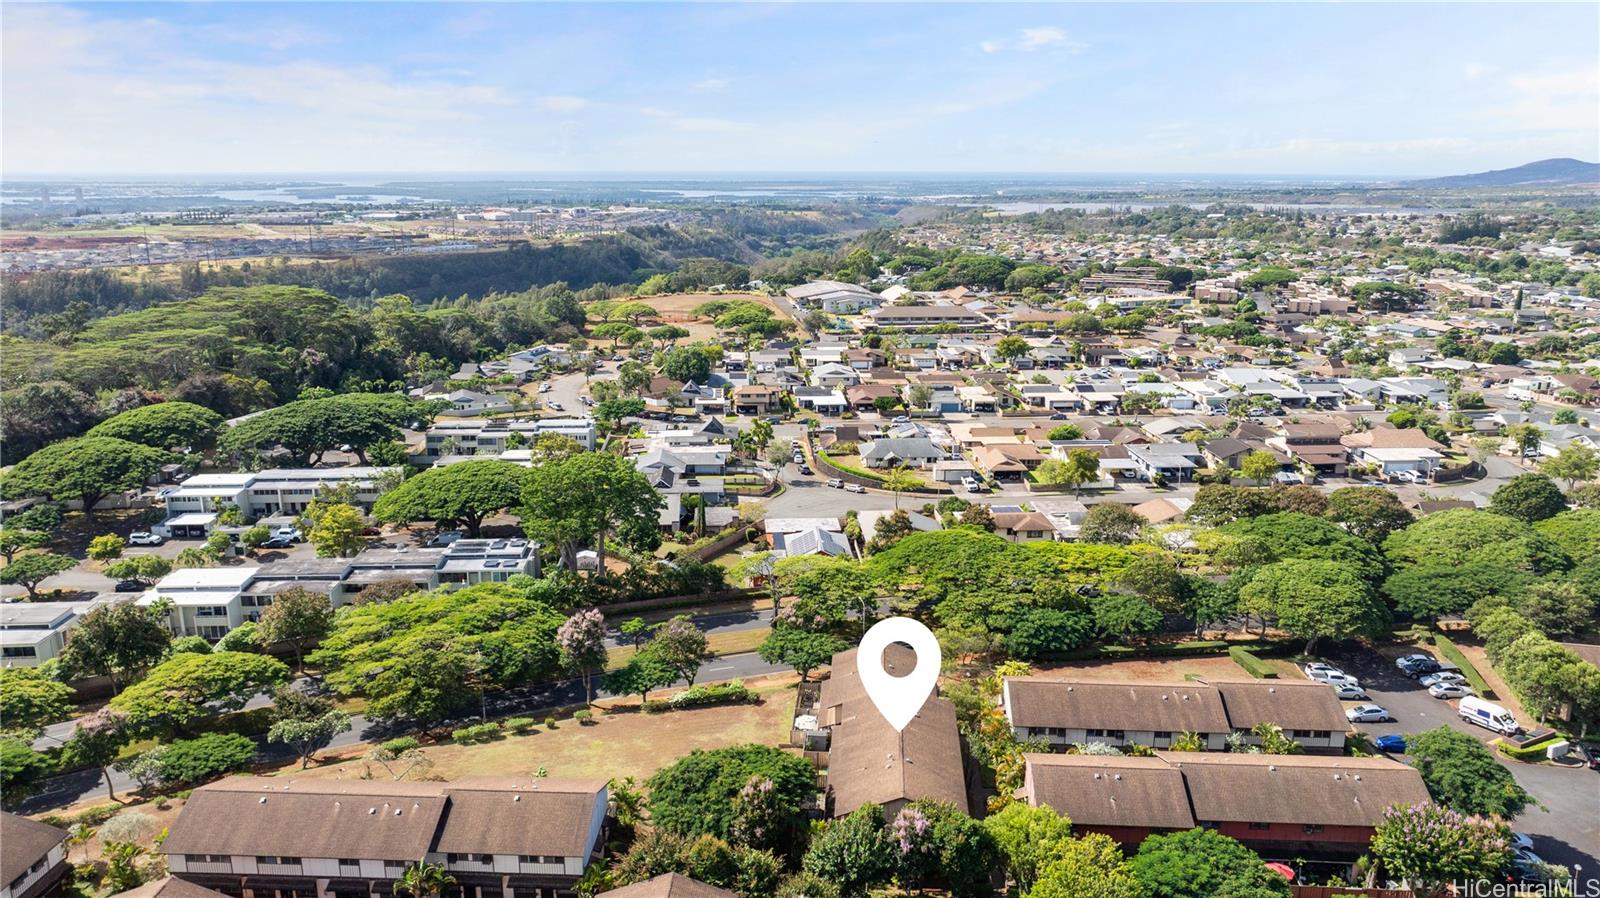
[
  {"x1": 1495, "y1": 734, "x2": 1561, "y2": 762},
  {"x1": 1433, "y1": 634, "x2": 1494, "y2": 698},
  {"x1": 642, "y1": 680, "x2": 758, "y2": 714},
  {"x1": 1041, "y1": 638, "x2": 1285, "y2": 663},
  {"x1": 1229, "y1": 646, "x2": 1279, "y2": 679}
]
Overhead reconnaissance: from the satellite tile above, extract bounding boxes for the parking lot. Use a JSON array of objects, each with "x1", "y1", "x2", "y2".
[{"x1": 1317, "y1": 643, "x2": 1599, "y2": 888}]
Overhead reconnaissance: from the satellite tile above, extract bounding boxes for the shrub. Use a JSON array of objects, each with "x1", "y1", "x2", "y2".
[
  {"x1": 379, "y1": 736, "x2": 420, "y2": 754},
  {"x1": 1432, "y1": 634, "x2": 1493, "y2": 697},
  {"x1": 544, "y1": 716, "x2": 557, "y2": 729},
  {"x1": 1495, "y1": 735, "x2": 1560, "y2": 761},
  {"x1": 574, "y1": 710, "x2": 595, "y2": 725},
  {"x1": 1229, "y1": 646, "x2": 1278, "y2": 679},
  {"x1": 670, "y1": 681, "x2": 757, "y2": 709},
  {"x1": 450, "y1": 722, "x2": 503, "y2": 744},
  {"x1": 503, "y1": 717, "x2": 536, "y2": 734},
  {"x1": 156, "y1": 733, "x2": 256, "y2": 787}
]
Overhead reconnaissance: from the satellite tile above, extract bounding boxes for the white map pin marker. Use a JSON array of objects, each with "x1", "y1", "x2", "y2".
[{"x1": 856, "y1": 616, "x2": 941, "y2": 732}]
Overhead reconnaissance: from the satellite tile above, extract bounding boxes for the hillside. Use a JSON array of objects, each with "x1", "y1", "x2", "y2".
[{"x1": 1407, "y1": 158, "x2": 1600, "y2": 188}]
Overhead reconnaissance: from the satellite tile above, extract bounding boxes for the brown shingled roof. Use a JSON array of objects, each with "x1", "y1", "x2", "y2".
[
  {"x1": 602, "y1": 875, "x2": 738, "y2": 898},
  {"x1": 1021, "y1": 754, "x2": 1195, "y2": 830},
  {"x1": 827, "y1": 697, "x2": 968, "y2": 817},
  {"x1": 1, "y1": 813, "x2": 66, "y2": 884},
  {"x1": 1213, "y1": 680, "x2": 1350, "y2": 733},
  {"x1": 1157, "y1": 752, "x2": 1430, "y2": 827},
  {"x1": 436, "y1": 778, "x2": 607, "y2": 858},
  {"x1": 1004, "y1": 679, "x2": 1231, "y2": 733},
  {"x1": 114, "y1": 879, "x2": 230, "y2": 898}
]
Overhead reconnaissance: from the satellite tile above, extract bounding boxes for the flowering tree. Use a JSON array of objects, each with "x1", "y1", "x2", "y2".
[
  {"x1": 1370, "y1": 803, "x2": 1512, "y2": 898},
  {"x1": 557, "y1": 608, "x2": 608, "y2": 706},
  {"x1": 730, "y1": 776, "x2": 784, "y2": 852},
  {"x1": 889, "y1": 806, "x2": 935, "y2": 887}
]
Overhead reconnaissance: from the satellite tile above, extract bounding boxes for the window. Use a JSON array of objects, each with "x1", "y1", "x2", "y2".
[
  {"x1": 197, "y1": 606, "x2": 228, "y2": 617},
  {"x1": 256, "y1": 856, "x2": 301, "y2": 865},
  {"x1": 339, "y1": 860, "x2": 361, "y2": 867},
  {"x1": 1302, "y1": 824, "x2": 1324, "y2": 834},
  {"x1": 1106, "y1": 730, "x2": 1125, "y2": 740},
  {"x1": 1154, "y1": 731, "x2": 1172, "y2": 740},
  {"x1": 1248, "y1": 822, "x2": 1271, "y2": 831},
  {"x1": 1291, "y1": 730, "x2": 1314, "y2": 739},
  {"x1": 519, "y1": 856, "x2": 562, "y2": 865},
  {"x1": 188, "y1": 855, "x2": 230, "y2": 864},
  {"x1": 1086, "y1": 729, "x2": 1106, "y2": 738},
  {"x1": 2, "y1": 647, "x2": 37, "y2": 658}
]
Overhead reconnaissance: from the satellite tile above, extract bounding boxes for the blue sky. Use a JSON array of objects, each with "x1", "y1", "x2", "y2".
[{"x1": 3, "y1": 2, "x2": 1596, "y2": 177}]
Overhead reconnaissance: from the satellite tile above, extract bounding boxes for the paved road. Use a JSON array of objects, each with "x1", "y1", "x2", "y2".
[{"x1": 1323, "y1": 644, "x2": 1599, "y2": 889}]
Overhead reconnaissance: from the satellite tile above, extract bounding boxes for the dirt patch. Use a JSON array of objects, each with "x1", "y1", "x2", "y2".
[{"x1": 1452, "y1": 641, "x2": 1531, "y2": 720}]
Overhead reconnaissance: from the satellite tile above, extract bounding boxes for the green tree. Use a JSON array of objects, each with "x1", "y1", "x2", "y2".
[
  {"x1": 521, "y1": 451, "x2": 663, "y2": 572},
  {"x1": 0, "y1": 668, "x2": 74, "y2": 738},
  {"x1": 0, "y1": 552, "x2": 77, "y2": 599},
  {"x1": 1029, "y1": 833, "x2": 1147, "y2": 898},
  {"x1": 1326, "y1": 486, "x2": 1414, "y2": 544},
  {"x1": 1002, "y1": 608, "x2": 1095, "y2": 660},
  {"x1": 257, "y1": 586, "x2": 335, "y2": 672},
  {"x1": 57, "y1": 601, "x2": 172, "y2": 692},
  {"x1": 801, "y1": 804, "x2": 895, "y2": 898},
  {"x1": 1408, "y1": 727, "x2": 1531, "y2": 817},
  {"x1": 0, "y1": 737, "x2": 51, "y2": 804},
  {"x1": 603, "y1": 653, "x2": 677, "y2": 705},
  {"x1": 1239, "y1": 450, "x2": 1280, "y2": 483},
  {"x1": 220, "y1": 393, "x2": 415, "y2": 465},
  {"x1": 1540, "y1": 443, "x2": 1599, "y2": 490},
  {"x1": 880, "y1": 468, "x2": 921, "y2": 510},
  {"x1": 1370, "y1": 803, "x2": 1512, "y2": 898},
  {"x1": 268, "y1": 707, "x2": 352, "y2": 768},
  {"x1": 393, "y1": 862, "x2": 456, "y2": 898},
  {"x1": 148, "y1": 732, "x2": 257, "y2": 787},
  {"x1": 87, "y1": 401, "x2": 224, "y2": 450},
  {"x1": 648, "y1": 744, "x2": 817, "y2": 841},
  {"x1": 87, "y1": 533, "x2": 127, "y2": 562},
  {"x1": 994, "y1": 335, "x2": 1030, "y2": 364},
  {"x1": 305, "y1": 502, "x2": 366, "y2": 558},
  {"x1": 110, "y1": 651, "x2": 290, "y2": 734},
  {"x1": 103, "y1": 554, "x2": 173, "y2": 586},
  {"x1": 371, "y1": 460, "x2": 526, "y2": 537},
  {"x1": 1, "y1": 436, "x2": 173, "y2": 519},
  {"x1": 1081, "y1": 503, "x2": 1145, "y2": 544},
  {"x1": 1239, "y1": 559, "x2": 1389, "y2": 652},
  {"x1": 1489, "y1": 473, "x2": 1568, "y2": 523},
  {"x1": 1383, "y1": 508, "x2": 1569, "y2": 575},
  {"x1": 1046, "y1": 424, "x2": 1083, "y2": 441},
  {"x1": 0, "y1": 529, "x2": 50, "y2": 564},
  {"x1": 1090, "y1": 592, "x2": 1163, "y2": 641},
  {"x1": 758, "y1": 627, "x2": 848, "y2": 681},
  {"x1": 1130, "y1": 828, "x2": 1289, "y2": 898},
  {"x1": 983, "y1": 801, "x2": 1075, "y2": 893},
  {"x1": 660, "y1": 346, "x2": 714, "y2": 384}
]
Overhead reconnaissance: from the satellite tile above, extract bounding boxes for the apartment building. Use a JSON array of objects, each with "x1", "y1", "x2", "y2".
[
  {"x1": 1021, "y1": 752, "x2": 1429, "y2": 862},
  {"x1": 139, "y1": 539, "x2": 540, "y2": 640},
  {"x1": 1002, "y1": 678, "x2": 1349, "y2": 753},
  {"x1": 158, "y1": 469, "x2": 399, "y2": 539},
  {"x1": 0, "y1": 599, "x2": 105, "y2": 668},
  {"x1": 867, "y1": 305, "x2": 990, "y2": 329},
  {"x1": 163, "y1": 777, "x2": 608, "y2": 898},
  {"x1": 424, "y1": 419, "x2": 597, "y2": 458},
  {"x1": 1, "y1": 813, "x2": 68, "y2": 898}
]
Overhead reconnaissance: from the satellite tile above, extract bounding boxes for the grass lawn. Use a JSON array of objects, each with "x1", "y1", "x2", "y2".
[
  {"x1": 277, "y1": 680, "x2": 799, "y2": 784},
  {"x1": 1031, "y1": 654, "x2": 1257, "y2": 683},
  {"x1": 606, "y1": 626, "x2": 770, "y2": 671}
]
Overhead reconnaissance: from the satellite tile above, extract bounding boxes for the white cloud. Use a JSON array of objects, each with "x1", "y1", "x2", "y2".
[
  {"x1": 980, "y1": 26, "x2": 1087, "y2": 55},
  {"x1": 538, "y1": 95, "x2": 590, "y2": 112}
]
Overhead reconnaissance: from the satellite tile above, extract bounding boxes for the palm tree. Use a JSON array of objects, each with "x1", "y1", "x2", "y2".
[
  {"x1": 881, "y1": 468, "x2": 920, "y2": 510},
  {"x1": 394, "y1": 862, "x2": 456, "y2": 898}
]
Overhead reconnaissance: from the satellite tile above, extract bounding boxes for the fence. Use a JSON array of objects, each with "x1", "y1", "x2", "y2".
[{"x1": 1290, "y1": 888, "x2": 1412, "y2": 898}]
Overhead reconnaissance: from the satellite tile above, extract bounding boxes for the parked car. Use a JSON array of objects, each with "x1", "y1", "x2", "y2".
[
  {"x1": 538, "y1": 383, "x2": 552, "y2": 393},
  {"x1": 1429, "y1": 682, "x2": 1474, "y2": 700},
  {"x1": 1346, "y1": 704, "x2": 1391, "y2": 723},
  {"x1": 826, "y1": 478, "x2": 844, "y2": 489},
  {"x1": 844, "y1": 483, "x2": 867, "y2": 494},
  {"x1": 962, "y1": 477, "x2": 983, "y2": 493},
  {"x1": 114, "y1": 579, "x2": 146, "y2": 593},
  {"x1": 274, "y1": 527, "x2": 303, "y2": 542},
  {"x1": 1398, "y1": 655, "x2": 1442, "y2": 678},
  {"x1": 1302, "y1": 661, "x2": 1342, "y2": 677},
  {"x1": 1331, "y1": 683, "x2": 1369, "y2": 701},
  {"x1": 798, "y1": 464, "x2": 813, "y2": 476},
  {"x1": 1307, "y1": 668, "x2": 1360, "y2": 687},
  {"x1": 128, "y1": 531, "x2": 165, "y2": 546},
  {"x1": 548, "y1": 402, "x2": 564, "y2": 411},
  {"x1": 1510, "y1": 832, "x2": 1536, "y2": 853},
  {"x1": 1395, "y1": 653, "x2": 1434, "y2": 670},
  {"x1": 1419, "y1": 671, "x2": 1468, "y2": 688},
  {"x1": 891, "y1": 416, "x2": 911, "y2": 425},
  {"x1": 1373, "y1": 734, "x2": 1408, "y2": 753},
  {"x1": 427, "y1": 530, "x2": 464, "y2": 548},
  {"x1": 260, "y1": 536, "x2": 295, "y2": 550}
]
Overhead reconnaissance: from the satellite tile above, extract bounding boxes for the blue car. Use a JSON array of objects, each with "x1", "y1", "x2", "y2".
[{"x1": 1374, "y1": 734, "x2": 1407, "y2": 753}]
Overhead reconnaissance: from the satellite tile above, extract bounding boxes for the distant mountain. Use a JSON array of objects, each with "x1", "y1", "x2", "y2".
[{"x1": 1406, "y1": 157, "x2": 1599, "y2": 188}]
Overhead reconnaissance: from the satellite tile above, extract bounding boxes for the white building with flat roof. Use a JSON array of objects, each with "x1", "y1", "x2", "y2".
[{"x1": 0, "y1": 599, "x2": 107, "y2": 667}]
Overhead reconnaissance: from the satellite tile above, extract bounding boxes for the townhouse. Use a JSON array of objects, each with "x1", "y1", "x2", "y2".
[
  {"x1": 138, "y1": 539, "x2": 541, "y2": 640},
  {"x1": 158, "y1": 469, "x2": 399, "y2": 539},
  {"x1": 867, "y1": 305, "x2": 989, "y2": 329},
  {"x1": 816, "y1": 646, "x2": 968, "y2": 818},
  {"x1": 423, "y1": 419, "x2": 597, "y2": 459},
  {"x1": 1, "y1": 813, "x2": 68, "y2": 898},
  {"x1": 1002, "y1": 677, "x2": 1349, "y2": 753},
  {"x1": 0, "y1": 599, "x2": 105, "y2": 668},
  {"x1": 1021, "y1": 752, "x2": 1430, "y2": 864},
  {"x1": 163, "y1": 777, "x2": 608, "y2": 898}
]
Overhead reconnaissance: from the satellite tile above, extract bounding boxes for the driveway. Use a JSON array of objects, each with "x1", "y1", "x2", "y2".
[{"x1": 1321, "y1": 644, "x2": 1599, "y2": 888}]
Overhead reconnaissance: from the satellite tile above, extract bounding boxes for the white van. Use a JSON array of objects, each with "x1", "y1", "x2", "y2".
[{"x1": 1458, "y1": 696, "x2": 1520, "y2": 735}]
